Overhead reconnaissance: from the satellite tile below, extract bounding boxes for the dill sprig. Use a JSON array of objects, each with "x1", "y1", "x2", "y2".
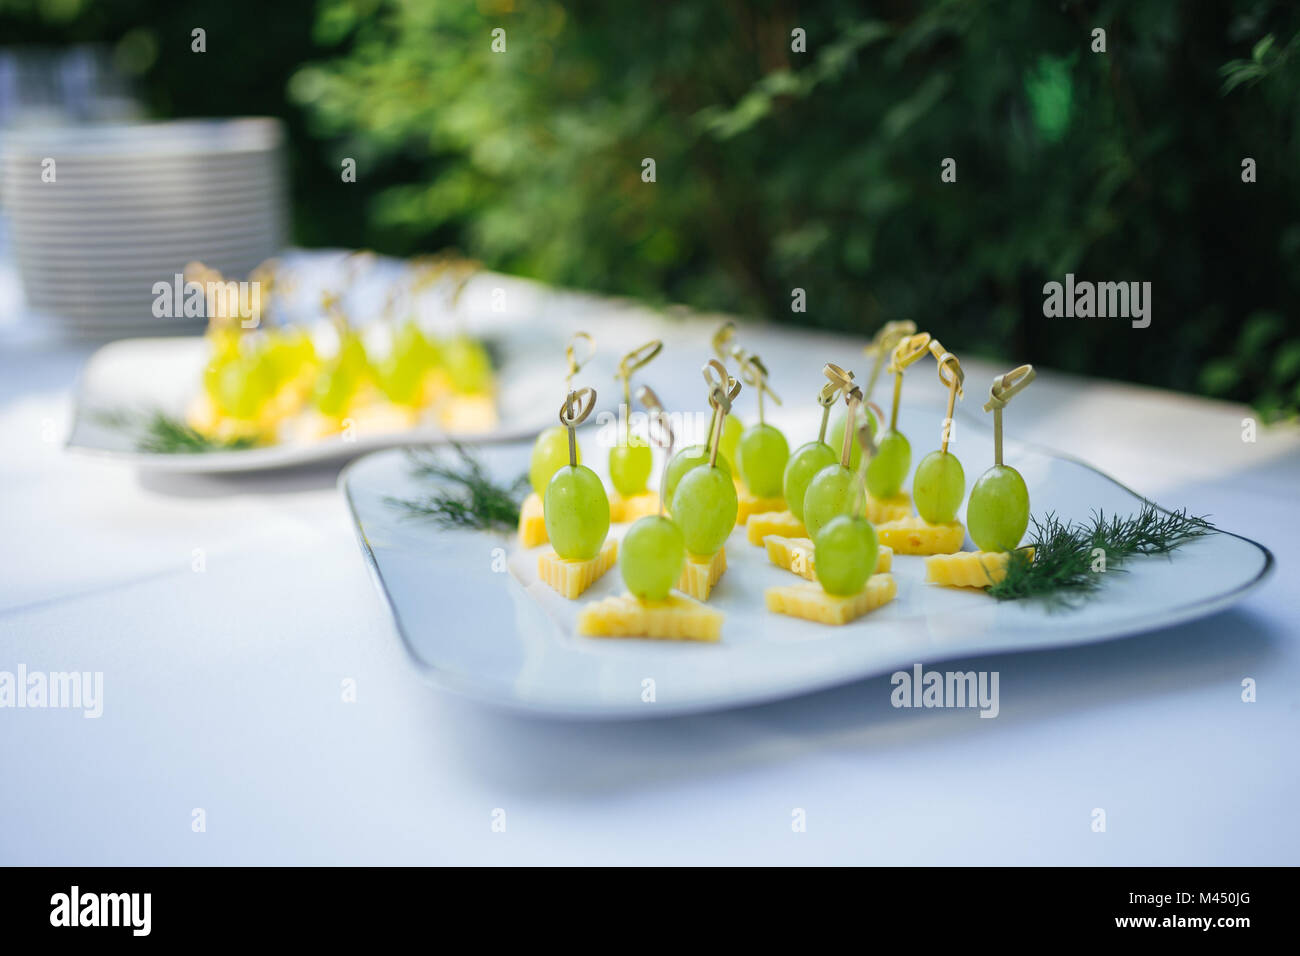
[
  {"x1": 988, "y1": 503, "x2": 1214, "y2": 607},
  {"x1": 95, "y1": 409, "x2": 259, "y2": 454},
  {"x1": 386, "y1": 443, "x2": 528, "y2": 532}
]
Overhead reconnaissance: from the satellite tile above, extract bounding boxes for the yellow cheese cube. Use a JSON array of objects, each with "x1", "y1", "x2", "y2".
[
  {"x1": 577, "y1": 592, "x2": 723, "y2": 642},
  {"x1": 537, "y1": 538, "x2": 618, "y2": 599},
  {"x1": 864, "y1": 491, "x2": 913, "y2": 524},
  {"x1": 677, "y1": 548, "x2": 727, "y2": 601},
  {"x1": 765, "y1": 573, "x2": 897, "y2": 625},
  {"x1": 609, "y1": 490, "x2": 660, "y2": 524},
  {"x1": 925, "y1": 548, "x2": 1035, "y2": 589},
  {"x1": 439, "y1": 393, "x2": 498, "y2": 433},
  {"x1": 876, "y1": 516, "x2": 965, "y2": 555},
  {"x1": 764, "y1": 535, "x2": 892, "y2": 581},
  {"x1": 735, "y1": 485, "x2": 786, "y2": 525},
  {"x1": 746, "y1": 509, "x2": 807, "y2": 545},
  {"x1": 517, "y1": 492, "x2": 548, "y2": 548}
]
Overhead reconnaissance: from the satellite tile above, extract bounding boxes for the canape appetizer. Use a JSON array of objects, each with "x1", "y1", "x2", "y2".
[
  {"x1": 877, "y1": 340, "x2": 966, "y2": 555},
  {"x1": 578, "y1": 385, "x2": 723, "y2": 641},
  {"x1": 537, "y1": 387, "x2": 616, "y2": 598},
  {"x1": 183, "y1": 256, "x2": 497, "y2": 450},
  {"x1": 823, "y1": 320, "x2": 915, "y2": 473},
  {"x1": 926, "y1": 364, "x2": 1037, "y2": 588},
  {"x1": 667, "y1": 363, "x2": 742, "y2": 599},
  {"x1": 746, "y1": 378, "x2": 838, "y2": 546},
  {"x1": 863, "y1": 331, "x2": 930, "y2": 521},
  {"x1": 608, "y1": 340, "x2": 664, "y2": 523},
  {"x1": 715, "y1": 323, "x2": 788, "y2": 522},
  {"x1": 802, "y1": 364, "x2": 869, "y2": 539},
  {"x1": 766, "y1": 515, "x2": 897, "y2": 625},
  {"x1": 521, "y1": 333, "x2": 593, "y2": 547}
]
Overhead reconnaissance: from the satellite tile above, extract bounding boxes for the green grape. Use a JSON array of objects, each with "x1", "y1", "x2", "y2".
[
  {"x1": 865, "y1": 429, "x2": 911, "y2": 499},
  {"x1": 814, "y1": 515, "x2": 879, "y2": 596},
  {"x1": 967, "y1": 465, "x2": 1030, "y2": 552},
  {"x1": 443, "y1": 335, "x2": 492, "y2": 393},
  {"x1": 803, "y1": 464, "x2": 867, "y2": 539},
  {"x1": 620, "y1": 515, "x2": 686, "y2": 600},
  {"x1": 529, "y1": 426, "x2": 579, "y2": 496},
  {"x1": 378, "y1": 321, "x2": 436, "y2": 405},
  {"x1": 783, "y1": 441, "x2": 837, "y2": 522},
  {"x1": 828, "y1": 407, "x2": 878, "y2": 472},
  {"x1": 314, "y1": 332, "x2": 369, "y2": 417},
  {"x1": 671, "y1": 465, "x2": 738, "y2": 556},
  {"x1": 718, "y1": 414, "x2": 743, "y2": 467},
  {"x1": 609, "y1": 433, "x2": 653, "y2": 497},
  {"x1": 913, "y1": 450, "x2": 966, "y2": 524},
  {"x1": 544, "y1": 464, "x2": 610, "y2": 560},
  {"x1": 737, "y1": 423, "x2": 789, "y2": 497},
  {"x1": 662, "y1": 445, "x2": 731, "y2": 507}
]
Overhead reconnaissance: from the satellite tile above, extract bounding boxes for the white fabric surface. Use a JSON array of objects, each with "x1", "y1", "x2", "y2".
[{"x1": 1, "y1": 248, "x2": 1296, "y2": 865}]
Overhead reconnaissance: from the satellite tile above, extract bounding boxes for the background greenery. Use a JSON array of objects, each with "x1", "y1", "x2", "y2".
[{"x1": 3, "y1": 0, "x2": 1298, "y2": 418}]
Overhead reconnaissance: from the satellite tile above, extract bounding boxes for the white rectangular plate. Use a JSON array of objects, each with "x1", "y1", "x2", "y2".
[{"x1": 340, "y1": 407, "x2": 1274, "y2": 718}]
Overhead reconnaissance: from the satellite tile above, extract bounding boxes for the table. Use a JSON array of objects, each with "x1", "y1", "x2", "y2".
[{"x1": 1, "y1": 247, "x2": 1296, "y2": 865}]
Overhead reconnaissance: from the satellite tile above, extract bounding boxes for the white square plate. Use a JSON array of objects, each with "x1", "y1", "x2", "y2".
[{"x1": 340, "y1": 407, "x2": 1274, "y2": 718}]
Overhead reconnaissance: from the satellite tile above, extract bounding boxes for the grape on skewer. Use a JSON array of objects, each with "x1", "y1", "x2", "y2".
[
  {"x1": 520, "y1": 332, "x2": 594, "y2": 548},
  {"x1": 967, "y1": 364, "x2": 1036, "y2": 553},
  {"x1": 608, "y1": 340, "x2": 663, "y2": 521},
  {"x1": 618, "y1": 385, "x2": 686, "y2": 601},
  {"x1": 803, "y1": 364, "x2": 869, "y2": 539},
  {"x1": 912, "y1": 340, "x2": 966, "y2": 525},
  {"x1": 669, "y1": 362, "x2": 742, "y2": 599},
  {"x1": 864, "y1": 331, "x2": 930, "y2": 502},
  {"x1": 826, "y1": 319, "x2": 915, "y2": 471},
  {"x1": 662, "y1": 359, "x2": 739, "y2": 505},
  {"x1": 782, "y1": 381, "x2": 842, "y2": 525},
  {"x1": 537, "y1": 386, "x2": 617, "y2": 599}
]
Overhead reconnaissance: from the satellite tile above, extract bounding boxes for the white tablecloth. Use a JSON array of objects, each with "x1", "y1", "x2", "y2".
[{"x1": 1, "y1": 249, "x2": 1296, "y2": 865}]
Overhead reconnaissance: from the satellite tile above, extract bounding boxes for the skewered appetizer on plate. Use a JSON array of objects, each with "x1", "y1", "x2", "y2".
[
  {"x1": 927, "y1": 364, "x2": 1038, "y2": 588},
  {"x1": 537, "y1": 387, "x2": 615, "y2": 598},
  {"x1": 579, "y1": 384, "x2": 723, "y2": 641},
  {"x1": 608, "y1": 341, "x2": 664, "y2": 523},
  {"x1": 766, "y1": 514, "x2": 896, "y2": 625},
  {"x1": 668, "y1": 361, "x2": 742, "y2": 599}
]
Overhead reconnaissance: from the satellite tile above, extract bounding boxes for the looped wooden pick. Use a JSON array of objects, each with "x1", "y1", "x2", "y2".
[
  {"x1": 558, "y1": 386, "x2": 597, "y2": 467},
  {"x1": 701, "y1": 359, "x2": 742, "y2": 467},
  {"x1": 824, "y1": 364, "x2": 864, "y2": 469},
  {"x1": 734, "y1": 349, "x2": 782, "y2": 424},
  {"x1": 983, "y1": 364, "x2": 1035, "y2": 467},
  {"x1": 712, "y1": 321, "x2": 738, "y2": 361},
  {"x1": 863, "y1": 320, "x2": 918, "y2": 400},
  {"x1": 615, "y1": 339, "x2": 663, "y2": 407},
  {"x1": 564, "y1": 332, "x2": 595, "y2": 386},
  {"x1": 816, "y1": 381, "x2": 842, "y2": 443},
  {"x1": 928, "y1": 339, "x2": 965, "y2": 454},
  {"x1": 637, "y1": 384, "x2": 674, "y2": 516},
  {"x1": 885, "y1": 332, "x2": 932, "y2": 431}
]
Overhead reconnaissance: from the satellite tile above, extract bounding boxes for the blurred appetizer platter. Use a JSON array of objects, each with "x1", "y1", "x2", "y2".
[
  {"x1": 65, "y1": 252, "x2": 575, "y2": 472},
  {"x1": 342, "y1": 320, "x2": 1273, "y2": 717}
]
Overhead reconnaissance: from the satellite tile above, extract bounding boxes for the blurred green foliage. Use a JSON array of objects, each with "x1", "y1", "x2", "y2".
[{"x1": 3, "y1": 0, "x2": 1298, "y2": 418}]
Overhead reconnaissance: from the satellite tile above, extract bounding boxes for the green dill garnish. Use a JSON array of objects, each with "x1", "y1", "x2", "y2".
[
  {"x1": 386, "y1": 443, "x2": 528, "y2": 532},
  {"x1": 988, "y1": 503, "x2": 1214, "y2": 607},
  {"x1": 94, "y1": 409, "x2": 259, "y2": 454}
]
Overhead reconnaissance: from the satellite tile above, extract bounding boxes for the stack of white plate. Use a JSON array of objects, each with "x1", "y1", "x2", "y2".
[{"x1": 0, "y1": 118, "x2": 285, "y2": 336}]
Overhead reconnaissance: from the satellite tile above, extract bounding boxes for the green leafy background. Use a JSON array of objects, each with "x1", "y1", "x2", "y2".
[{"x1": 3, "y1": 0, "x2": 1298, "y2": 418}]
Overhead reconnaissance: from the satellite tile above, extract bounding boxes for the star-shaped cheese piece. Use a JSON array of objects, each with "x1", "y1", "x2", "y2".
[
  {"x1": 924, "y1": 548, "x2": 1035, "y2": 588},
  {"x1": 864, "y1": 491, "x2": 913, "y2": 524},
  {"x1": 537, "y1": 538, "x2": 618, "y2": 599},
  {"x1": 765, "y1": 573, "x2": 897, "y2": 625},
  {"x1": 745, "y1": 509, "x2": 807, "y2": 545},
  {"x1": 577, "y1": 592, "x2": 723, "y2": 642},
  {"x1": 517, "y1": 492, "x2": 548, "y2": 548},
  {"x1": 763, "y1": 535, "x2": 892, "y2": 581},
  {"x1": 676, "y1": 548, "x2": 727, "y2": 601},
  {"x1": 609, "y1": 490, "x2": 660, "y2": 524},
  {"x1": 875, "y1": 516, "x2": 964, "y2": 555}
]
